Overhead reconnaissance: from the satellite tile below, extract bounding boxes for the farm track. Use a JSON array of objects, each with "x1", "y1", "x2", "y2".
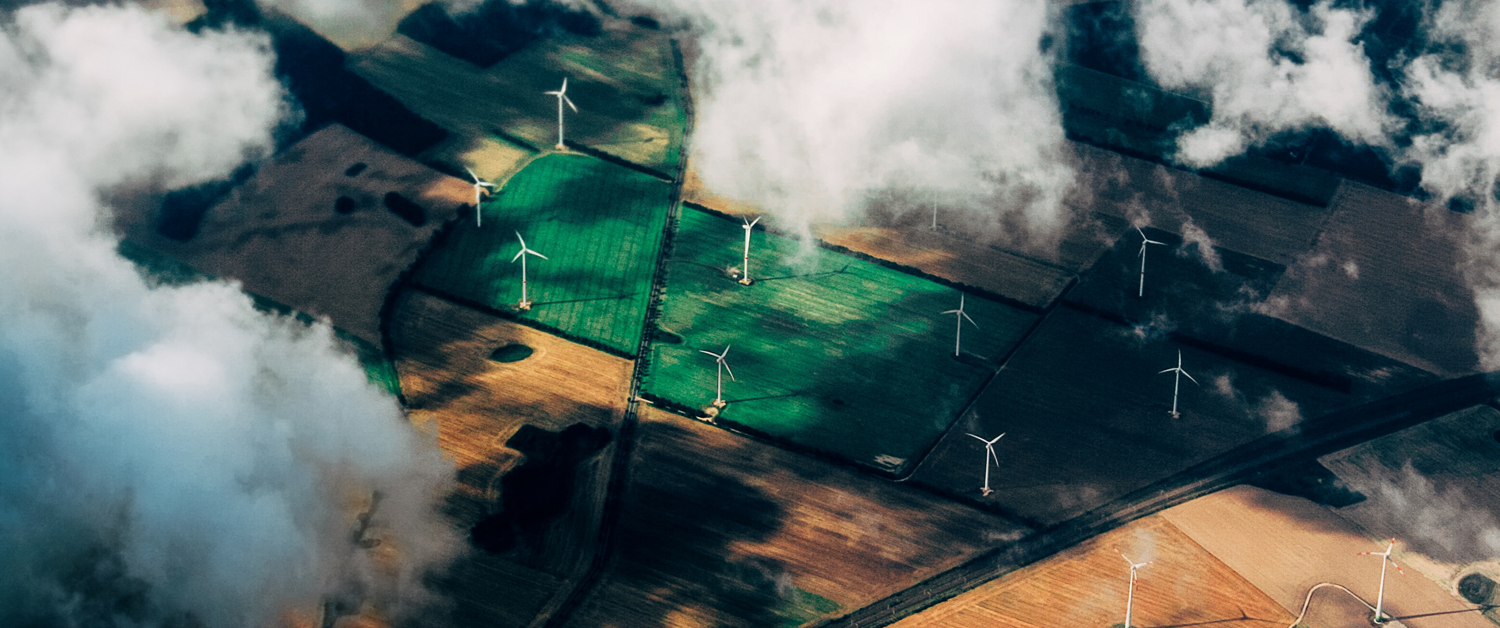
[
  {"x1": 534, "y1": 38, "x2": 695, "y2": 628},
  {"x1": 817, "y1": 371, "x2": 1500, "y2": 628}
]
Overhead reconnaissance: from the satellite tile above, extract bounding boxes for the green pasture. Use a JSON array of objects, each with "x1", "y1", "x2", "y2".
[
  {"x1": 642, "y1": 208, "x2": 1039, "y2": 474},
  {"x1": 412, "y1": 153, "x2": 673, "y2": 355}
]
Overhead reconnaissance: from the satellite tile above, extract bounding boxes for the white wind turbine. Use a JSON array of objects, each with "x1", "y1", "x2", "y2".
[
  {"x1": 1359, "y1": 538, "x2": 1405, "y2": 624},
  {"x1": 544, "y1": 77, "x2": 579, "y2": 150},
  {"x1": 1115, "y1": 548, "x2": 1152, "y2": 628},
  {"x1": 1157, "y1": 350, "x2": 1198, "y2": 418},
  {"x1": 699, "y1": 345, "x2": 735, "y2": 408},
  {"x1": 965, "y1": 432, "x2": 1005, "y2": 496},
  {"x1": 1136, "y1": 226, "x2": 1167, "y2": 298},
  {"x1": 511, "y1": 231, "x2": 548, "y2": 310},
  {"x1": 738, "y1": 216, "x2": 760, "y2": 285},
  {"x1": 466, "y1": 167, "x2": 494, "y2": 227},
  {"x1": 941, "y1": 294, "x2": 978, "y2": 358}
]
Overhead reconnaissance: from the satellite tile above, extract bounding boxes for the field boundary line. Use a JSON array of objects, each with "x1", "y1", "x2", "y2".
[
  {"x1": 533, "y1": 36, "x2": 694, "y2": 628},
  {"x1": 817, "y1": 371, "x2": 1500, "y2": 628}
]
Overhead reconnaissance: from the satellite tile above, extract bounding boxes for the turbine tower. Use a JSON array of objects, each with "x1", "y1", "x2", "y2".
[
  {"x1": 929, "y1": 192, "x2": 938, "y2": 231},
  {"x1": 544, "y1": 77, "x2": 579, "y2": 150},
  {"x1": 739, "y1": 216, "x2": 760, "y2": 285},
  {"x1": 511, "y1": 231, "x2": 548, "y2": 310},
  {"x1": 466, "y1": 167, "x2": 494, "y2": 227},
  {"x1": 941, "y1": 294, "x2": 978, "y2": 358},
  {"x1": 699, "y1": 345, "x2": 735, "y2": 408},
  {"x1": 1136, "y1": 226, "x2": 1166, "y2": 298},
  {"x1": 1359, "y1": 538, "x2": 1405, "y2": 624},
  {"x1": 965, "y1": 432, "x2": 1005, "y2": 496},
  {"x1": 1157, "y1": 350, "x2": 1198, "y2": 418},
  {"x1": 1115, "y1": 548, "x2": 1152, "y2": 628}
]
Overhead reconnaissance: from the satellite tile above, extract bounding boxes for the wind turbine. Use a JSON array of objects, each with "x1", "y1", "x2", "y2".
[
  {"x1": 466, "y1": 167, "x2": 494, "y2": 227},
  {"x1": 511, "y1": 231, "x2": 548, "y2": 310},
  {"x1": 1136, "y1": 226, "x2": 1166, "y2": 298},
  {"x1": 929, "y1": 192, "x2": 938, "y2": 231},
  {"x1": 1115, "y1": 548, "x2": 1152, "y2": 628},
  {"x1": 544, "y1": 77, "x2": 579, "y2": 150},
  {"x1": 699, "y1": 345, "x2": 735, "y2": 408},
  {"x1": 1359, "y1": 538, "x2": 1405, "y2": 624},
  {"x1": 738, "y1": 216, "x2": 760, "y2": 285},
  {"x1": 941, "y1": 294, "x2": 978, "y2": 358},
  {"x1": 965, "y1": 432, "x2": 1004, "y2": 496},
  {"x1": 1157, "y1": 350, "x2": 1198, "y2": 418}
]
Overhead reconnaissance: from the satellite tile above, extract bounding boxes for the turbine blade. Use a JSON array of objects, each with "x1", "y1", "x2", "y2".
[
  {"x1": 1147, "y1": 239, "x2": 1165, "y2": 246},
  {"x1": 515, "y1": 231, "x2": 527, "y2": 249},
  {"x1": 561, "y1": 77, "x2": 567, "y2": 92},
  {"x1": 960, "y1": 311, "x2": 977, "y2": 327},
  {"x1": 700, "y1": 350, "x2": 717, "y2": 357},
  {"x1": 564, "y1": 95, "x2": 578, "y2": 113},
  {"x1": 989, "y1": 433, "x2": 1006, "y2": 445},
  {"x1": 750, "y1": 216, "x2": 761, "y2": 227},
  {"x1": 511, "y1": 249, "x2": 525, "y2": 262},
  {"x1": 1135, "y1": 226, "x2": 1146, "y2": 239},
  {"x1": 1158, "y1": 368, "x2": 1175, "y2": 375},
  {"x1": 545, "y1": 90, "x2": 562, "y2": 96},
  {"x1": 1181, "y1": 370, "x2": 1198, "y2": 385},
  {"x1": 941, "y1": 309, "x2": 959, "y2": 315},
  {"x1": 531, "y1": 250, "x2": 549, "y2": 260},
  {"x1": 967, "y1": 433, "x2": 987, "y2": 443},
  {"x1": 986, "y1": 446, "x2": 1001, "y2": 468},
  {"x1": 466, "y1": 166, "x2": 478, "y2": 182},
  {"x1": 721, "y1": 360, "x2": 735, "y2": 381},
  {"x1": 721, "y1": 345, "x2": 731, "y2": 358}
]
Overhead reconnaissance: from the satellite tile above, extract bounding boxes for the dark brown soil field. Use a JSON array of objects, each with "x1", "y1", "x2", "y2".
[
  {"x1": 115, "y1": 124, "x2": 470, "y2": 347},
  {"x1": 1264, "y1": 182, "x2": 1480, "y2": 377},
  {"x1": 562, "y1": 406, "x2": 1028, "y2": 628},
  {"x1": 1321, "y1": 405, "x2": 1500, "y2": 594},
  {"x1": 890, "y1": 515, "x2": 1295, "y2": 628},
  {"x1": 390, "y1": 290, "x2": 632, "y2": 628},
  {"x1": 909, "y1": 306, "x2": 1371, "y2": 526}
]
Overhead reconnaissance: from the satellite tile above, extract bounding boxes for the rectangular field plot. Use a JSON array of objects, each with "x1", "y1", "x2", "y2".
[
  {"x1": 641, "y1": 207, "x2": 1039, "y2": 474},
  {"x1": 562, "y1": 407, "x2": 1026, "y2": 628},
  {"x1": 891, "y1": 516, "x2": 1294, "y2": 628},
  {"x1": 413, "y1": 153, "x2": 672, "y2": 355},
  {"x1": 910, "y1": 307, "x2": 1361, "y2": 526}
]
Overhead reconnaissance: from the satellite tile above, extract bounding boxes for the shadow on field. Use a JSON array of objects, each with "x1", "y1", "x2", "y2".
[{"x1": 569, "y1": 419, "x2": 797, "y2": 628}]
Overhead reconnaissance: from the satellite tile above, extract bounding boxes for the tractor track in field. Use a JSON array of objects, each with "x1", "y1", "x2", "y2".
[{"x1": 814, "y1": 370, "x2": 1500, "y2": 627}]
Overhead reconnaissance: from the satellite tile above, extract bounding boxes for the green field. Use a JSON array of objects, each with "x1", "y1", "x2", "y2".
[
  {"x1": 641, "y1": 208, "x2": 1039, "y2": 474},
  {"x1": 350, "y1": 24, "x2": 687, "y2": 171},
  {"x1": 412, "y1": 153, "x2": 672, "y2": 354}
]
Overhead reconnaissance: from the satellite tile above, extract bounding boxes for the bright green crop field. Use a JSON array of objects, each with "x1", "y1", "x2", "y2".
[
  {"x1": 642, "y1": 207, "x2": 1039, "y2": 474},
  {"x1": 412, "y1": 153, "x2": 672, "y2": 355}
]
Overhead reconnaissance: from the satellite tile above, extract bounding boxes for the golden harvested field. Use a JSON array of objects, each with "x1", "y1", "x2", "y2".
[
  {"x1": 891, "y1": 515, "x2": 1295, "y2": 628},
  {"x1": 1263, "y1": 182, "x2": 1479, "y2": 376},
  {"x1": 1320, "y1": 406, "x2": 1500, "y2": 593},
  {"x1": 116, "y1": 124, "x2": 470, "y2": 346},
  {"x1": 390, "y1": 290, "x2": 632, "y2": 628},
  {"x1": 1162, "y1": 485, "x2": 1492, "y2": 628},
  {"x1": 1070, "y1": 142, "x2": 1332, "y2": 267},
  {"x1": 563, "y1": 406, "x2": 1028, "y2": 628}
]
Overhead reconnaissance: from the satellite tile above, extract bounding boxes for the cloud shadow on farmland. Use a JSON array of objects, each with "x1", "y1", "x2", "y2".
[{"x1": 564, "y1": 419, "x2": 805, "y2": 628}]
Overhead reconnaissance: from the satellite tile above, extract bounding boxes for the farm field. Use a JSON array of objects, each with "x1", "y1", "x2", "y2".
[
  {"x1": 349, "y1": 20, "x2": 686, "y2": 171},
  {"x1": 642, "y1": 206, "x2": 1040, "y2": 474},
  {"x1": 890, "y1": 515, "x2": 1295, "y2": 628},
  {"x1": 562, "y1": 406, "x2": 1027, "y2": 628},
  {"x1": 1320, "y1": 404, "x2": 1500, "y2": 610},
  {"x1": 1070, "y1": 141, "x2": 1335, "y2": 267},
  {"x1": 113, "y1": 124, "x2": 470, "y2": 347},
  {"x1": 389, "y1": 290, "x2": 632, "y2": 628},
  {"x1": 1162, "y1": 485, "x2": 1493, "y2": 628},
  {"x1": 1264, "y1": 182, "x2": 1480, "y2": 376},
  {"x1": 1065, "y1": 225, "x2": 1437, "y2": 400},
  {"x1": 909, "y1": 306, "x2": 1364, "y2": 525},
  {"x1": 413, "y1": 153, "x2": 673, "y2": 355}
]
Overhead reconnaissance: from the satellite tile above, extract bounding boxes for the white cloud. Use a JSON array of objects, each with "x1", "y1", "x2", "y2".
[
  {"x1": 1136, "y1": 0, "x2": 1393, "y2": 167},
  {"x1": 634, "y1": 0, "x2": 1076, "y2": 238},
  {"x1": 0, "y1": 4, "x2": 457, "y2": 626}
]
